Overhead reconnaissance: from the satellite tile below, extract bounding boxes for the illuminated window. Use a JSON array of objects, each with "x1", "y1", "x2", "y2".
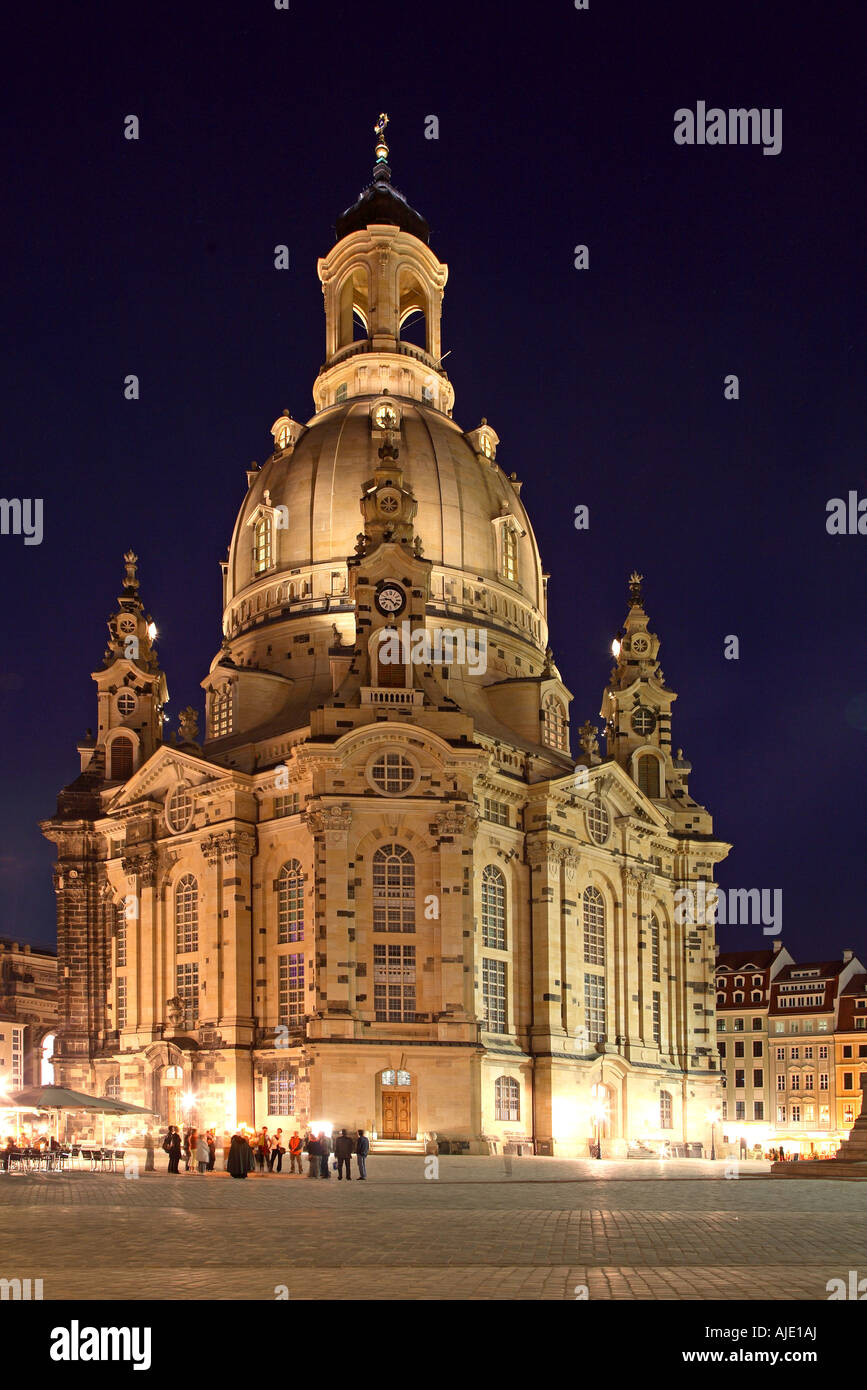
[
  {"x1": 370, "y1": 751, "x2": 416, "y2": 794},
  {"x1": 542, "y1": 695, "x2": 568, "y2": 752},
  {"x1": 501, "y1": 524, "x2": 518, "y2": 582},
  {"x1": 494, "y1": 1075, "x2": 520, "y2": 1122},
  {"x1": 116, "y1": 979, "x2": 127, "y2": 1029},
  {"x1": 110, "y1": 736, "x2": 134, "y2": 780},
  {"x1": 176, "y1": 962, "x2": 199, "y2": 1027},
  {"x1": 844, "y1": 1105, "x2": 855, "y2": 1125},
  {"x1": 104, "y1": 1075, "x2": 121, "y2": 1100},
  {"x1": 175, "y1": 875, "x2": 199, "y2": 954},
  {"x1": 278, "y1": 954, "x2": 305, "y2": 1024},
  {"x1": 374, "y1": 943, "x2": 416, "y2": 1021},
  {"x1": 277, "y1": 860, "x2": 304, "y2": 944},
  {"x1": 166, "y1": 784, "x2": 194, "y2": 833},
  {"x1": 586, "y1": 798, "x2": 610, "y2": 845},
  {"x1": 777, "y1": 1105, "x2": 786, "y2": 1123},
  {"x1": 268, "y1": 1071, "x2": 295, "y2": 1116},
  {"x1": 583, "y1": 886, "x2": 605, "y2": 965},
  {"x1": 211, "y1": 688, "x2": 233, "y2": 737},
  {"x1": 373, "y1": 844, "x2": 415, "y2": 933},
  {"x1": 660, "y1": 1090, "x2": 673, "y2": 1128},
  {"x1": 482, "y1": 958, "x2": 507, "y2": 1033},
  {"x1": 115, "y1": 903, "x2": 127, "y2": 968},
  {"x1": 253, "y1": 515, "x2": 272, "y2": 574},
  {"x1": 481, "y1": 865, "x2": 506, "y2": 949},
  {"x1": 649, "y1": 914, "x2": 660, "y2": 982},
  {"x1": 652, "y1": 991, "x2": 661, "y2": 1045},
  {"x1": 584, "y1": 973, "x2": 606, "y2": 1043}
]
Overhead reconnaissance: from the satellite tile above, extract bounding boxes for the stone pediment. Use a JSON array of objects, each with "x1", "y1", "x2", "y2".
[
  {"x1": 569, "y1": 760, "x2": 671, "y2": 831},
  {"x1": 103, "y1": 745, "x2": 240, "y2": 816}
]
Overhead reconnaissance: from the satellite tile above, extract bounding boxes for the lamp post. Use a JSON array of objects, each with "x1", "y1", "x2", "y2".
[
  {"x1": 590, "y1": 1083, "x2": 607, "y2": 1160},
  {"x1": 707, "y1": 1107, "x2": 720, "y2": 1161}
]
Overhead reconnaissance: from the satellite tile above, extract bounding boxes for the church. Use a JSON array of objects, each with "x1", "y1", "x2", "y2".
[{"x1": 41, "y1": 120, "x2": 728, "y2": 1156}]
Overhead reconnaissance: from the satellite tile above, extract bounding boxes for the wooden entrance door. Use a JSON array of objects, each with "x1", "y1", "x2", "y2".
[{"x1": 381, "y1": 1089, "x2": 412, "y2": 1139}]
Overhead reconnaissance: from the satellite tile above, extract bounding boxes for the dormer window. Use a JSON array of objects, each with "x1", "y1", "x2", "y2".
[
  {"x1": 502, "y1": 524, "x2": 518, "y2": 582},
  {"x1": 542, "y1": 694, "x2": 568, "y2": 753},
  {"x1": 253, "y1": 515, "x2": 272, "y2": 575},
  {"x1": 211, "y1": 688, "x2": 233, "y2": 738}
]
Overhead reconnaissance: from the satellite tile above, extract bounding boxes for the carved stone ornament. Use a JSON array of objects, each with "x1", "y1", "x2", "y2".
[
  {"x1": 122, "y1": 851, "x2": 158, "y2": 887},
  {"x1": 202, "y1": 831, "x2": 257, "y2": 865},
  {"x1": 165, "y1": 996, "x2": 184, "y2": 1028},
  {"x1": 305, "y1": 805, "x2": 352, "y2": 835},
  {"x1": 526, "y1": 840, "x2": 581, "y2": 871},
  {"x1": 434, "y1": 807, "x2": 480, "y2": 840}
]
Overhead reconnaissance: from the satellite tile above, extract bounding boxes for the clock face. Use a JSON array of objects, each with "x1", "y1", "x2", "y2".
[
  {"x1": 374, "y1": 404, "x2": 399, "y2": 429},
  {"x1": 375, "y1": 583, "x2": 406, "y2": 617},
  {"x1": 632, "y1": 705, "x2": 656, "y2": 736},
  {"x1": 377, "y1": 491, "x2": 400, "y2": 514},
  {"x1": 631, "y1": 635, "x2": 649, "y2": 655},
  {"x1": 118, "y1": 617, "x2": 136, "y2": 635}
]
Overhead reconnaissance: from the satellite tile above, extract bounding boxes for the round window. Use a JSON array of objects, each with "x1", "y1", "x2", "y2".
[
  {"x1": 166, "y1": 784, "x2": 194, "y2": 833},
  {"x1": 586, "y1": 799, "x2": 611, "y2": 845},
  {"x1": 117, "y1": 691, "x2": 136, "y2": 717},
  {"x1": 368, "y1": 750, "x2": 418, "y2": 795},
  {"x1": 631, "y1": 705, "x2": 656, "y2": 737}
]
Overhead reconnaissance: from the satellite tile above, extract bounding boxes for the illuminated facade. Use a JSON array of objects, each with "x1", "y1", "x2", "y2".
[
  {"x1": 0, "y1": 939, "x2": 58, "y2": 1090},
  {"x1": 42, "y1": 126, "x2": 729, "y2": 1156}
]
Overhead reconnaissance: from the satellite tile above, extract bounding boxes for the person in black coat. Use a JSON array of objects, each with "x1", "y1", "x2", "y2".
[
  {"x1": 334, "y1": 1129, "x2": 354, "y2": 1181},
  {"x1": 306, "y1": 1132, "x2": 321, "y2": 1178},
  {"x1": 164, "y1": 1125, "x2": 182, "y2": 1174},
  {"x1": 318, "y1": 1130, "x2": 332, "y2": 1179},
  {"x1": 355, "y1": 1129, "x2": 370, "y2": 1181},
  {"x1": 227, "y1": 1132, "x2": 255, "y2": 1179}
]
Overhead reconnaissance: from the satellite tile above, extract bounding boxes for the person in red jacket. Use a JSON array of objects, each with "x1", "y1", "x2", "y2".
[{"x1": 288, "y1": 1131, "x2": 303, "y2": 1174}]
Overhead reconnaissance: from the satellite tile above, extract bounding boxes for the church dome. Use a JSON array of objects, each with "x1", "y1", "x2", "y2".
[{"x1": 223, "y1": 397, "x2": 547, "y2": 649}]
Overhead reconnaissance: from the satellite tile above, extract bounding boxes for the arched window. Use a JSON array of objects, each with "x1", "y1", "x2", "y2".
[
  {"x1": 104, "y1": 1075, "x2": 121, "y2": 1101},
  {"x1": 649, "y1": 913, "x2": 660, "y2": 982},
  {"x1": 211, "y1": 689, "x2": 233, "y2": 737},
  {"x1": 175, "y1": 874, "x2": 198, "y2": 954},
  {"x1": 660, "y1": 1090, "x2": 673, "y2": 1128},
  {"x1": 110, "y1": 736, "x2": 134, "y2": 780},
  {"x1": 502, "y1": 525, "x2": 518, "y2": 582},
  {"x1": 542, "y1": 694, "x2": 568, "y2": 752},
  {"x1": 115, "y1": 903, "x2": 127, "y2": 967},
  {"x1": 494, "y1": 1075, "x2": 520, "y2": 1122},
  {"x1": 481, "y1": 865, "x2": 506, "y2": 949},
  {"x1": 637, "y1": 754, "x2": 660, "y2": 798},
  {"x1": 583, "y1": 886, "x2": 605, "y2": 966},
  {"x1": 253, "y1": 515, "x2": 272, "y2": 574},
  {"x1": 372, "y1": 844, "x2": 415, "y2": 933},
  {"x1": 277, "y1": 860, "x2": 304, "y2": 944}
]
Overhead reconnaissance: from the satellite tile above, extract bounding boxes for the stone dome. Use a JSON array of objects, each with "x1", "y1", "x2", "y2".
[{"x1": 223, "y1": 396, "x2": 547, "y2": 652}]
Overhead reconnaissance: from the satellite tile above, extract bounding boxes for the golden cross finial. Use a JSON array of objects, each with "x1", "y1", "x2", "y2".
[
  {"x1": 374, "y1": 112, "x2": 389, "y2": 139},
  {"x1": 374, "y1": 112, "x2": 390, "y2": 165}
]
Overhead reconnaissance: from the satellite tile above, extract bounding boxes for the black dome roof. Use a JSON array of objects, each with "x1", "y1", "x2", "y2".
[{"x1": 335, "y1": 164, "x2": 429, "y2": 244}]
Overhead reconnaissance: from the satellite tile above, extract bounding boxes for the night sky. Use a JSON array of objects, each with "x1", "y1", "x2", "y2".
[{"x1": 1, "y1": 1, "x2": 863, "y2": 960}]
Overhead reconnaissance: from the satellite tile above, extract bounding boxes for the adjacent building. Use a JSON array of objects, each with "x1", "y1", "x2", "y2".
[{"x1": 0, "y1": 938, "x2": 59, "y2": 1090}]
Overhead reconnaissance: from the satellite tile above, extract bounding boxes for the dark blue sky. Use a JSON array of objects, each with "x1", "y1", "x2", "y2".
[{"x1": 1, "y1": 0, "x2": 863, "y2": 958}]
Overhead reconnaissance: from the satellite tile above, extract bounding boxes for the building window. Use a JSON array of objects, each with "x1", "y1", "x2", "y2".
[
  {"x1": 791, "y1": 1046, "x2": 800, "y2": 1060},
  {"x1": 211, "y1": 688, "x2": 233, "y2": 737},
  {"x1": 584, "y1": 973, "x2": 606, "y2": 1044},
  {"x1": 370, "y1": 750, "x2": 416, "y2": 794},
  {"x1": 790, "y1": 1074, "x2": 800, "y2": 1090},
  {"x1": 819, "y1": 1072, "x2": 829, "y2": 1090},
  {"x1": 753, "y1": 1040, "x2": 763, "y2": 1057},
  {"x1": 117, "y1": 691, "x2": 136, "y2": 716},
  {"x1": 791, "y1": 1105, "x2": 801, "y2": 1122},
  {"x1": 542, "y1": 695, "x2": 568, "y2": 752},
  {"x1": 649, "y1": 914, "x2": 660, "y2": 982},
  {"x1": 718, "y1": 1042, "x2": 726, "y2": 1058},
  {"x1": 734, "y1": 1041, "x2": 744, "y2": 1058},
  {"x1": 820, "y1": 1104, "x2": 830, "y2": 1125},
  {"x1": 501, "y1": 524, "x2": 518, "y2": 582},
  {"x1": 804, "y1": 1046, "x2": 814, "y2": 1060},
  {"x1": 652, "y1": 991, "x2": 661, "y2": 1045},
  {"x1": 482, "y1": 958, "x2": 507, "y2": 1033},
  {"x1": 735, "y1": 1101, "x2": 746, "y2": 1121},
  {"x1": 176, "y1": 962, "x2": 199, "y2": 1028},
  {"x1": 637, "y1": 755, "x2": 660, "y2": 798},
  {"x1": 481, "y1": 865, "x2": 506, "y2": 950},
  {"x1": 717, "y1": 1018, "x2": 726, "y2": 1032},
  {"x1": 116, "y1": 977, "x2": 127, "y2": 1029},
  {"x1": 660, "y1": 1090, "x2": 673, "y2": 1128},
  {"x1": 494, "y1": 1075, "x2": 520, "y2": 1122},
  {"x1": 483, "y1": 797, "x2": 509, "y2": 826},
  {"x1": 267, "y1": 1070, "x2": 295, "y2": 1116},
  {"x1": 274, "y1": 793, "x2": 299, "y2": 817},
  {"x1": 175, "y1": 875, "x2": 198, "y2": 954},
  {"x1": 372, "y1": 844, "x2": 415, "y2": 933},
  {"x1": 116, "y1": 903, "x2": 127, "y2": 968},
  {"x1": 843, "y1": 1044, "x2": 853, "y2": 1058},
  {"x1": 336, "y1": 382, "x2": 347, "y2": 403},
  {"x1": 844, "y1": 1105, "x2": 855, "y2": 1125},
  {"x1": 277, "y1": 860, "x2": 304, "y2": 944},
  {"x1": 253, "y1": 515, "x2": 272, "y2": 574},
  {"x1": 777, "y1": 1105, "x2": 786, "y2": 1123},
  {"x1": 109, "y1": 736, "x2": 134, "y2": 780},
  {"x1": 752, "y1": 1017, "x2": 762, "y2": 1030},
  {"x1": 374, "y1": 943, "x2": 416, "y2": 1022},
  {"x1": 819, "y1": 1045, "x2": 828, "y2": 1059},
  {"x1": 278, "y1": 954, "x2": 305, "y2": 1024},
  {"x1": 843, "y1": 1072, "x2": 854, "y2": 1090},
  {"x1": 166, "y1": 783, "x2": 194, "y2": 833},
  {"x1": 104, "y1": 1075, "x2": 121, "y2": 1100},
  {"x1": 753, "y1": 1069, "x2": 763, "y2": 1087},
  {"x1": 583, "y1": 886, "x2": 605, "y2": 965},
  {"x1": 754, "y1": 1101, "x2": 764, "y2": 1121},
  {"x1": 734, "y1": 1069, "x2": 745, "y2": 1088},
  {"x1": 776, "y1": 1074, "x2": 786, "y2": 1091}
]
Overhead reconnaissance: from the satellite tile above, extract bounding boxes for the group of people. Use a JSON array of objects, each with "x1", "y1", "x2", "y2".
[
  {"x1": 155, "y1": 1126, "x2": 217, "y2": 1174},
  {"x1": 226, "y1": 1127, "x2": 370, "y2": 1181}
]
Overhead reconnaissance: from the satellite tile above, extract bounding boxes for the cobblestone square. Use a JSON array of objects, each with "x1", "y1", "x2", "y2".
[{"x1": 4, "y1": 1156, "x2": 867, "y2": 1301}]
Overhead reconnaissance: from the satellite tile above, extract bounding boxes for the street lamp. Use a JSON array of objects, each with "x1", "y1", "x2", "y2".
[
  {"x1": 590, "y1": 1084, "x2": 607, "y2": 1160},
  {"x1": 707, "y1": 1107, "x2": 720, "y2": 1161}
]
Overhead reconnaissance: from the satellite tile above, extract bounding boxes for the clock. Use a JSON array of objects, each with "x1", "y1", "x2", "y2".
[
  {"x1": 631, "y1": 635, "x2": 649, "y2": 655},
  {"x1": 377, "y1": 491, "x2": 400, "y2": 515},
  {"x1": 373, "y1": 403, "x2": 399, "y2": 430},
  {"x1": 375, "y1": 582, "x2": 406, "y2": 617},
  {"x1": 118, "y1": 617, "x2": 136, "y2": 635}
]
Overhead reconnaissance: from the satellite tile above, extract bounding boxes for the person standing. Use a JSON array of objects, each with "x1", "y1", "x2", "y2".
[
  {"x1": 318, "y1": 1130, "x2": 332, "y2": 1179},
  {"x1": 269, "y1": 1129, "x2": 285, "y2": 1173},
  {"x1": 196, "y1": 1130, "x2": 209, "y2": 1174},
  {"x1": 306, "y1": 1131, "x2": 321, "y2": 1178},
  {"x1": 227, "y1": 1132, "x2": 254, "y2": 1180},
  {"x1": 288, "y1": 1131, "x2": 303, "y2": 1174},
  {"x1": 334, "y1": 1129, "x2": 354, "y2": 1181},
  {"x1": 206, "y1": 1130, "x2": 216, "y2": 1172},
  {"x1": 144, "y1": 1129, "x2": 155, "y2": 1173},
  {"x1": 183, "y1": 1129, "x2": 193, "y2": 1172},
  {"x1": 355, "y1": 1129, "x2": 369, "y2": 1181},
  {"x1": 165, "y1": 1125, "x2": 182, "y2": 1174},
  {"x1": 256, "y1": 1127, "x2": 270, "y2": 1172}
]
